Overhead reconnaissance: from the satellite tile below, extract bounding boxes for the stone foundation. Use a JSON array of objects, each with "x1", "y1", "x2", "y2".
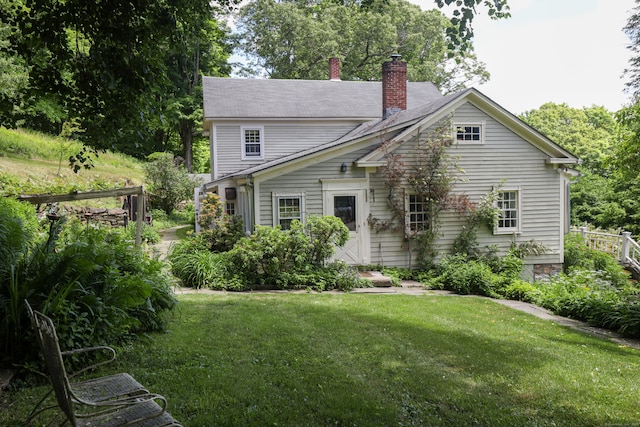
[{"x1": 533, "y1": 263, "x2": 563, "y2": 281}]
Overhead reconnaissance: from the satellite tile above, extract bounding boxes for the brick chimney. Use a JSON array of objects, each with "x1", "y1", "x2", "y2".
[
  {"x1": 382, "y1": 54, "x2": 407, "y2": 119},
  {"x1": 329, "y1": 57, "x2": 341, "y2": 81}
]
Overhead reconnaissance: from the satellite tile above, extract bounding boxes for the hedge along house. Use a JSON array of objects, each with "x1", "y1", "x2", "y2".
[{"x1": 199, "y1": 56, "x2": 580, "y2": 279}]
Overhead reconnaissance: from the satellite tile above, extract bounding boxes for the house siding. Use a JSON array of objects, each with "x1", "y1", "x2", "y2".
[
  {"x1": 257, "y1": 147, "x2": 371, "y2": 226},
  {"x1": 214, "y1": 101, "x2": 570, "y2": 271},
  {"x1": 212, "y1": 121, "x2": 361, "y2": 179},
  {"x1": 369, "y1": 102, "x2": 564, "y2": 268}
]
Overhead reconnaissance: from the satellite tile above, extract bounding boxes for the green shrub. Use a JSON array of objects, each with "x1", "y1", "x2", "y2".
[
  {"x1": 531, "y1": 269, "x2": 640, "y2": 337},
  {"x1": 0, "y1": 207, "x2": 178, "y2": 373},
  {"x1": 145, "y1": 152, "x2": 194, "y2": 215},
  {"x1": 304, "y1": 216, "x2": 349, "y2": 266},
  {"x1": 274, "y1": 261, "x2": 367, "y2": 292},
  {"x1": 117, "y1": 223, "x2": 161, "y2": 244},
  {"x1": 563, "y1": 233, "x2": 590, "y2": 272},
  {"x1": 503, "y1": 279, "x2": 541, "y2": 303},
  {"x1": 604, "y1": 300, "x2": 640, "y2": 338},
  {"x1": 229, "y1": 218, "x2": 351, "y2": 288},
  {"x1": 433, "y1": 254, "x2": 499, "y2": 297},
  {"x1": 229, "y1": 223, "x2": 310, "y2": 286},
  {"x1": 197, "y1": 194, "x2": 244, "y2": 253},
  {"x1": 150, "y1": 208, "x2": 168, "y2": 223},
  {"x1": 170, "y1": 241, "x2": 245, "y2": 291},
  {"x1": 0, "y1": 198, "x2": 44, "y2": 365},
  {"x1": 172, "y1": 216, "x2": 355, "y2": 291}
]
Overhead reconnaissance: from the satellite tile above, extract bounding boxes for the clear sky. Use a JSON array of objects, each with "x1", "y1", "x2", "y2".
[{"x1": 412, "y1": 0, "x2": 636, "y2": 114}]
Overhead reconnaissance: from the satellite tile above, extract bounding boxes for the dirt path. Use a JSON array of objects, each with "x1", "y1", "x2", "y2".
[{"x1": 154, "y1": 226, "x2": 184, "y2": 260}]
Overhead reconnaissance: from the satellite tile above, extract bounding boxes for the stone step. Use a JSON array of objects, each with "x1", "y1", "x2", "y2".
[{"x1": 358, "y1": 271, "x2": 393, "y2": 287}]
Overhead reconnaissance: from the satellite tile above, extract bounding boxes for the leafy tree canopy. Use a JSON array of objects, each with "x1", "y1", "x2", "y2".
[
  {"x1": 0, "y1": 0, "x2": 29, "y2": 121},
  {"x1": 235, "y1": 0, "x2": 491, "y2": 93},
  {"x1": 517, "y1": 102, "x2": 640, "y2": 234},
  {"x1": 434, "y1": 0, "x2": 510, "y2": 54},
  {"x1": 519, "y1": 103, "x2": 616, "y2": 175},
  {"x1": 624, "y1": 0, "x2": 640, "y2": 100},
  {"x1": 1, "y1": 0, "x2": 236, "y2": 166}
]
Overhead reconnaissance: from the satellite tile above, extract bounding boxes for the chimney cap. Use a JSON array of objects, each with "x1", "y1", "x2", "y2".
[{"x1": 390, "y1": 53, "x2": 402, "y2": 61}]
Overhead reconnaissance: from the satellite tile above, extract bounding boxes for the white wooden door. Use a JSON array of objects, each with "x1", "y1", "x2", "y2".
[{"x1": 323, "y1": 182, "x2": 369, "y2": 265}]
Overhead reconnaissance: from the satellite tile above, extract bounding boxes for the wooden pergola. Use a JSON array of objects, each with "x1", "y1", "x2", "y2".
[{"x1": 16, "y1": 186, "x2": 146, "y2": 247}]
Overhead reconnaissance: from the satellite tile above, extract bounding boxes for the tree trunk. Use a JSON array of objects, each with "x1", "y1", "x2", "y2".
[{"x1": 180, "y1": 119, "x2": 194, "y2": 172}]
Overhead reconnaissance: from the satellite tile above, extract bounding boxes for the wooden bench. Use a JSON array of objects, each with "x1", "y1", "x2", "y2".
[{"x1": 26, "y1": 301, "x2": 182, "y2": 426}]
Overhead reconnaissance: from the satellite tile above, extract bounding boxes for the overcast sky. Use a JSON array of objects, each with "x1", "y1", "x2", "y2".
[{"x1": 413, "y1": 0, "x2": 636, "y2": 114}]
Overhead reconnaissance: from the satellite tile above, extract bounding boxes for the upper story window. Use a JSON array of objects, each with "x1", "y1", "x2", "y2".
[
  {"x1": 406, "y1": 194, "x2": 430, "y2": 234},
  {"x1": 242, "y1": 126, "x2": 264, "y2": 160},
  {"x1": 495, "y1": 189, "x2": 521, "y2": 234},
  {"x1": 454, "y1": 122, "x2": 484, "y2": 144}
]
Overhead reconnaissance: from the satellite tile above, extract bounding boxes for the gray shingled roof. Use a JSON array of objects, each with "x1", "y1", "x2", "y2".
[
  {"x1": 211, "y1": 90, "x2": 468, "y2": 182},
  {"x1": 202, "y1": 77, "x2": 442, "y2": 119}
]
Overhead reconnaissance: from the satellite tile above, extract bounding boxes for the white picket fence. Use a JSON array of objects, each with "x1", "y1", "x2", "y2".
[{"x1": 574, "y1": 227, "x2": 640, "y2": 273}]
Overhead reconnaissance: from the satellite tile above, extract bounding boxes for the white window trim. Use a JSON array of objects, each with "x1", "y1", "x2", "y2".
[
  {"x1": 241, "y1": 126, "x2": 265, "y2": 160},
  {"x1": 453, "y1": 121, "x2": 485, "y2": 144},
  {"x1": 404, "y1": 192, "x2": 431, "y2": 236},
  {"x1": 494, "y1": 187, "x2": 522, "y2": 235},
  {"x1": 272, "y1": 192, "x2": 306, "y2": 229},
  {"x1": 225, "y1": 201, "x2": 235, "y2": 216}
]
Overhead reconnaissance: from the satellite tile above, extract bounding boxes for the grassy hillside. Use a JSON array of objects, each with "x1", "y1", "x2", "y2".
[{"x1": 0, "y1": 127, "x2": 144, "y2": 198}]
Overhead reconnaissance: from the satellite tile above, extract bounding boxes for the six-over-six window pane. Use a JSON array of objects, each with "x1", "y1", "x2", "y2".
[
  {"x1": 497, "y1": 190, "x2": 518, "y2": 231},
  {"x1": 243, "y1": 128, "x2": 262, "y2": 158},
  {"x1": 408, "y1": 194, "x2": 430, "y2": 232},
  {"x1": 278, "y1": 197, "x2": 301, "y2": 230}
]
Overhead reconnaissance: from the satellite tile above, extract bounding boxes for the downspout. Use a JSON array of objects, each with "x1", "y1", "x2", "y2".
[{"x1": 247, "y1": 175, "x2": 256, "y2": 234}]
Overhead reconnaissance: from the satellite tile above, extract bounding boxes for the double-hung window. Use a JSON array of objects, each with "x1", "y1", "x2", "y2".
[
  {"x1": 454, "y1": 122, "x2": 484, "y2": 144},
  {"x1": 242, "y1": 126, "x2": 264, "y2": 160},
  {"x1": 273, "y1": 193, "x2": 305, "y2": 230},
  {"x1": 225, "y1": 202, "x2": 235, "y2": 216},
  {"x1": 406, "y1": 194, "x2": 430, "y2": 234},
  {"x1": 495, "y1": 189, "x2": 521, "y2": 234}
]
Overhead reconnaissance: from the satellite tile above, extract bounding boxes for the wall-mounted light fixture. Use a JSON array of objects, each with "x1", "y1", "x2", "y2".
[
  {"x1": 341, "y1": 163, "x2": 348, "y2": 173},
  {"x1": 225, "y1": 187, "x2": 237, "y2": 200}
]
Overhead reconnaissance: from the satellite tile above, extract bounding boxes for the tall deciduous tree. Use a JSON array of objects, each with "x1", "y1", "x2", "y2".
[
  {"x1": 160, "y1": 1, "x2": 233, "y2": 171},
  {"x1": 3, "y1": 0, "x2": 236, "y2": 168},
  {"x1": 519, "y1": 103, "x2": 617, "y2": 174},
  {"x1": 0, "y1": 1, "x2": 29, "y2": 121},
  {"x1": 518, "y1": 102, "x2": 640, "y2": 234},
  {"x1": 236, "y1": 0, "x2": 490, "y2": 92},
  {"x1": 625, "y1": 0, "x2": 640, "y2": 100},
  {"x1": 434, "y1": 0, "x2": 510, "y2": 54}
]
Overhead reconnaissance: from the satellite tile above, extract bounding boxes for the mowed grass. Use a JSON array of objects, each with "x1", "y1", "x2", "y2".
[{"x1": 3, "y1": 294, "x2": 640, "y2": 426}]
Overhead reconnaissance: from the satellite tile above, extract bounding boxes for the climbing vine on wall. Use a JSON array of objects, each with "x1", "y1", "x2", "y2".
[
  {"x1": 451, "y1": 183, "x2": 503, "y2": 257},
  {"x1": 369, "y1": 119, "x2": 474, "y2": 268}
]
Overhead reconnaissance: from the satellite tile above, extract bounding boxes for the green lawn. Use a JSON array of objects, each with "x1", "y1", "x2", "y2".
[{"x1": 3, "y1": 294, "x2": 640, "y2": 426}]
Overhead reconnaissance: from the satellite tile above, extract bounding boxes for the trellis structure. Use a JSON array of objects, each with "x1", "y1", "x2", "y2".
[{"x1": 16, "y1": 186, "x2": 146, "y2": 247}]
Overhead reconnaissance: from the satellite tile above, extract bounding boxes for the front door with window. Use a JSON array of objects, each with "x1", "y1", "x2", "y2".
[{"x1": 322, "y1": 180, "x2": 369, "y2": 265}]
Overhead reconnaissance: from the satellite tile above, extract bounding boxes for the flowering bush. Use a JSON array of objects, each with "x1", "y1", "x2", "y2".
[{"x1": 197, "y1": 194, "x2": 245, "y2": 253}]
